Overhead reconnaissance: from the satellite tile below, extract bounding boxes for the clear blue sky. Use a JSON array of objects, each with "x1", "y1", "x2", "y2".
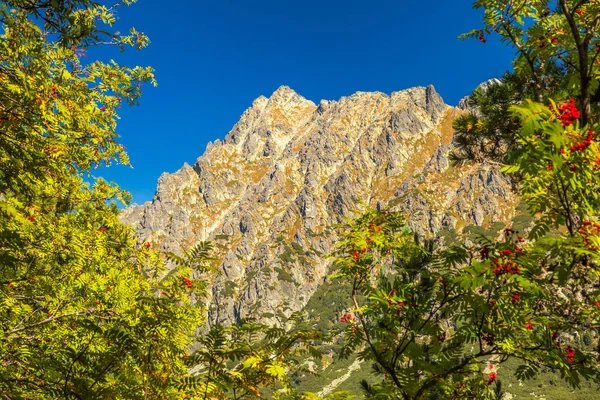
[{"x1": 94, "y1": 0, "x2": 515, "y2": 205}]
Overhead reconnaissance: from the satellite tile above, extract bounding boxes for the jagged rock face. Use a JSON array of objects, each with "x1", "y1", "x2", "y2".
[{"x1": 121, "y1": 85, "x2": 518, "y2": 325}]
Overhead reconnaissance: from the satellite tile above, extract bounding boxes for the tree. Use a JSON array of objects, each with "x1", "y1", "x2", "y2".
[
  {"x1": 182, "y1": 316, "x2": 324, "y2": 399},
  {"x1": 0, "y1": 2, "x2": 329, "y2": 398},
  {"x1": 331, "y1": 2, "x2": 600, "y2": 398},
  {"x1": 463, "y1": 0, "x2": 600, "y2": 125},
  {"x1": 0, "y1": 1, "x2": 207, "y2": 397},
  {"x1": 451, "y1": 73, "x2": 525, "y2": 165},
  {"x1": 453, "y1": 1, "x2": 600, "y2": 165},
  {"x1": 333, "y1": 209, "x2": 506, "y2": 399},
  {"x1": 335, "y1": 105, "x2": 600, "y2": 398}
]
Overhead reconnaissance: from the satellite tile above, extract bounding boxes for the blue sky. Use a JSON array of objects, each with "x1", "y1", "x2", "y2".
[{"x1": 94, "y1": 0, "x2": 515, "y2": 205}]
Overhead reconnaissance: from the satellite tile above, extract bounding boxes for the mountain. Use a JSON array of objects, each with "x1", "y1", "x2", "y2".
[{"x1": 120, "y1": 84, "x2": 519, "y2": 326}]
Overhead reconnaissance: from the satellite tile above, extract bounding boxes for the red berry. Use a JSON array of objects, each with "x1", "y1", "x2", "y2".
[
  {"x1": 512, "y1": 293, "x2": 520, "y2": 304},
  {"x1": 526, "y1": 320, "x2": 534, "y2": 330},
  {"x1": 179, "y1": 276, "x2": 193, "y2": 289},
  {"x1": 566, "y1": 346, "x2": 575, "y2": 363}
]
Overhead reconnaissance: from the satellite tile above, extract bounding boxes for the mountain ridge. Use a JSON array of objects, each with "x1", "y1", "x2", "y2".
[{"x1": 121, "y1": 84, "x2": 518, "y2": 325}]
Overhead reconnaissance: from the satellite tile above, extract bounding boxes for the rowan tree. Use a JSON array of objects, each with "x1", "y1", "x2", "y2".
[
  {"x1": 0, "y1": 2, "x2": 330, "y2": 398},
  {"x1": 334, "y1": 103, "x2": 600, "y2": 399},
  {"x1": 0, "y1": 1, "x2": 216, "y2": 396},
  {"x1": 331, "y1": 2, "x2": 600, "y2": 398},
  {"x1": 453, "y1": 0, "x2": 600, "y2": 165}
]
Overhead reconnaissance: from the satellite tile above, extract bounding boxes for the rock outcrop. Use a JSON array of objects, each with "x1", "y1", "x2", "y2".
[{"x1": 121, "y1": 85, "x2": 518, "y2": 325}]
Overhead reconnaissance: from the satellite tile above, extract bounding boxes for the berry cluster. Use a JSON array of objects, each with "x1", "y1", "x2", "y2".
[
  {"x1": 566, "y1": 346, "x2": 575, "y2": 363},
  {"x1": 554, "y1": 98, "x2": 581, "y2": 127},
  {"x1": 180, "y1": 276, "x2": 193, "y2": 289},
  {"x1": 505, "y1": 229, "x2": 525, "y2": 243},
  {"x1": 579, "y1": 220, "x2": 600, "y2": 251},
  {"x1": 579, "y1": 220, "x2": 600, "y2": 234},
  {"x1": 570, "y1": 129, "x2": 595, "y2": 152},
  {"x1": 512, "y1": 293, "x2": 520, "y2": 304},
  {"x1": 351, "y1": 247, "x2": 368, "y2": 261},
  {"x1": 452, "y1": 382, "x2": 467, "y2": 399},
  {"x1": 526, "y1": 320, "x2": 534, "y2": 330},
  {"x1": 488, "y1": 372, "x2": 497, "y2": 385},
  {"x1": 368, "y1": 223, "x2": 382, "y2": 232},
  {"x1": 492, "y1": 258, "x2": 521, "y2": 276},
  {"x1": 393, "y1": 301, "x2": 406, "y2": 315},
  {"x1": 340, "y1": 312, "x2": 355, "y2": 323}
]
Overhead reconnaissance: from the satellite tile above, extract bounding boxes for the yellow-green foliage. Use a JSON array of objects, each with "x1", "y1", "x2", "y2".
[
  {"x1": 0, "y1": 4, "x2": 329, "y2": 399},
  {"x1": 0, "y1": 1, "x2": 204, "y2": 398}
]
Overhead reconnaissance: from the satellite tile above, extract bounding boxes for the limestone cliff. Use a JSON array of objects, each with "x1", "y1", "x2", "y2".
[{"x1": 120, "y1": 85, "x2": 518, "y2": 325}]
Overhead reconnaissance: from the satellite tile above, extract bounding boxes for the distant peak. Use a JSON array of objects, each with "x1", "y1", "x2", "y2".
[
  {"x1": 478, "y1": 78, "x2": 502, "y2": 92},
  {"x1": 271, "y1": 85, "x2": 298, "y2": 97},
  {"x1": 457, "y1": 78, "x2": 502, "y2": 110},
  {"x1": 252, "y1": 95, "x2": 268, "y2": 110},
  {"x1": 266, "y1": 85, "x2": 315, "y2": 108}
]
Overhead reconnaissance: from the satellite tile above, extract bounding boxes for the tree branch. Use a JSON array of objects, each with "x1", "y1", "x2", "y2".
[{"x1": 7, "y1": 308, "x2": 110, "y2": 335}]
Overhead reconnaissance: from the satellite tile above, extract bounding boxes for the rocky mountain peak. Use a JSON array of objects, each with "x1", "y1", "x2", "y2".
[
  {"x1": 121, "y1": 84, "x2": 518, "y2": 325},
  {"x1": 457, "y1": 78, "x2": 503, "y2": 110},
  {"x1": 251, "y1": 95, "x2": 269, "y2": 110},
  {"x1": 269, "y1": 85, "x2": 311, "y2": 104}
]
